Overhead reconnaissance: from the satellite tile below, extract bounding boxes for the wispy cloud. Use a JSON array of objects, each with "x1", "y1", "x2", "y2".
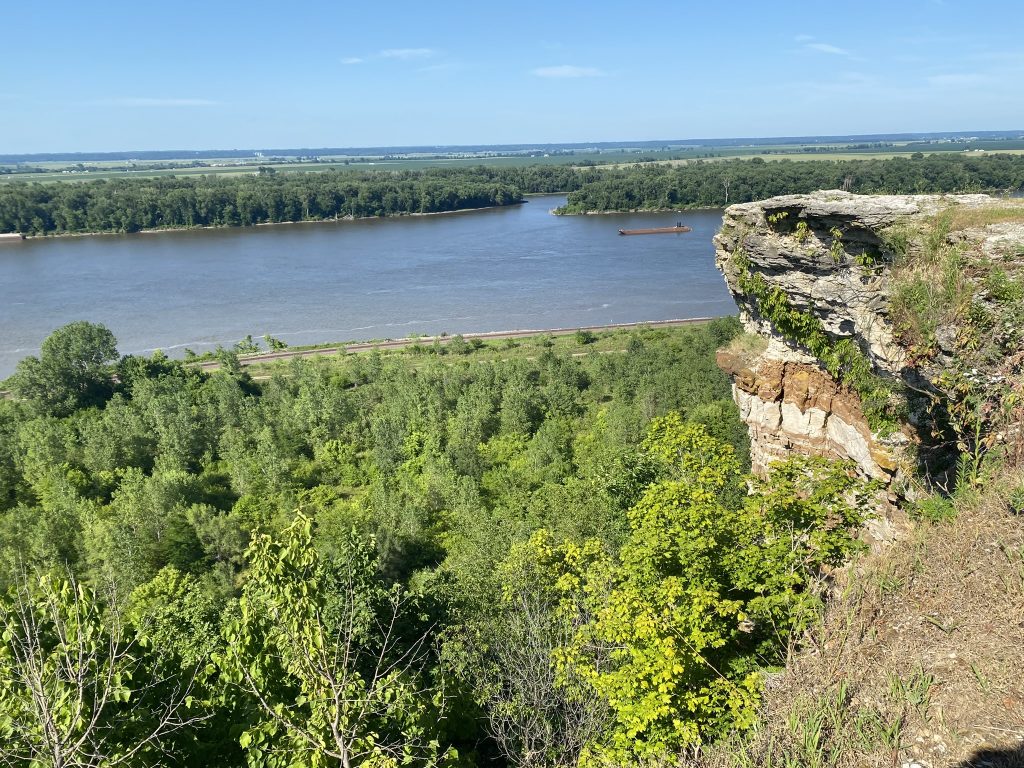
[
  {"x1": 95, "y1": 97, "x2": 219, "y2": 107},
  {"x1": 805, "y1": 42, "x2": 850, "y2": 56},
  {"x1": 794, "y1": 35, "x2": 856, "y2": 58},
  {"x1": 927, "y1": 73, "x2": 989, "y2": 87},
  {"x1": 342, "y1": 48, "x2": 440, "y2": 67},
  {"x1": 532, "y1": 65, "x2": 605, "y2": 78},
  {"x1": 379, "y1": 48, "x2": 436, "y2": 60}
]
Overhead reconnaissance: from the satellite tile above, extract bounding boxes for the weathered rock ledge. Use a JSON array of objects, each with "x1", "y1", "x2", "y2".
[
  {"x1": 717, "y1": 344, "x2": 896, "y2": 480},
  {"x1": 714, "y1": 190, "x2": 1024, "y2": 502}
]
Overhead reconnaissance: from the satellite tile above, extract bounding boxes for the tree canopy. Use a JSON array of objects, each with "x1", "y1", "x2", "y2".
[
  {"x1": 9, "y1": 321, "x2": 119, "y2": 416},
  {"x1": 556, "y1": 153, "x2": 1024, "y2": 213},
  {"x1": 0, "y1": 319, "x2": 875, "y2": 766},
  {"x1": 3, "y1": 153, "x2": 1022, "y2": 236}
]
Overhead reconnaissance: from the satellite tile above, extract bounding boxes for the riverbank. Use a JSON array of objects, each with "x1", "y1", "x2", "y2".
[
  {"x1": 9, "y1": 199, "x2": 528, "y2": 241},
  {"x1": 0, "y1": 196, "x2": 735, "y2": 379},
  {"x1": 195, "y1": 317, "x2": 717, "y2": 371},
  {"x1": 553, "y1": 205, "x2": 723, "y2": 216},
  {"x1": 1, "y1": 318, "x2": 722, "y2": 392}
]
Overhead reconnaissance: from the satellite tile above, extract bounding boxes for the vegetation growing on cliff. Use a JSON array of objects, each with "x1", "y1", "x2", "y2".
[
  {"x1": 887, "y1": 201, "x2": 1024, "y2": 484},
  {"x1": 0, "y1": 319, "x2": 879, "y2": 766},
  {"x1": 889, "y1": 202, "x2": 1024, "y2": 364},
  {"x1": 730, "y1": 246, "x2": 905, "y2": 436}
]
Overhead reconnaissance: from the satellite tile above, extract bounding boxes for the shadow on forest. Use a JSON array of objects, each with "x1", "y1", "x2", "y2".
[{"x1": 951, "y1": 743, "x2": 1024, "y2": 768}]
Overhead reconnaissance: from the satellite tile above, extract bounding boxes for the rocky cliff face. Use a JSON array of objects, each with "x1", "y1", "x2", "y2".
[
  {"x1": 717, "y1": 341, "x2": 898, "y2": 481},
  {"x1": 714, "y1": 190, "x2": 1024, "y2": 501}
]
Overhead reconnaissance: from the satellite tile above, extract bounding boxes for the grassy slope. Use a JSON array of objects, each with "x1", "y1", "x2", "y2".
[{"x1": 700, "y1": 470, "x2": 1024, "y2": 768}]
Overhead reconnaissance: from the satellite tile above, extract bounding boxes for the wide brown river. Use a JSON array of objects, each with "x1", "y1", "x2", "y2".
[{"x1": 0, "y1": 195, "x2": 734, "y2": 377}]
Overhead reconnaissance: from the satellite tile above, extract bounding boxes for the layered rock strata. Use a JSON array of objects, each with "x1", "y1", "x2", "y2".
[
  {"x1": 717, "y1": 342, "x2": 897, "y2": 481},
  {"x1": 714, "y1": 190, "x2": 1024, "y2": 496}
]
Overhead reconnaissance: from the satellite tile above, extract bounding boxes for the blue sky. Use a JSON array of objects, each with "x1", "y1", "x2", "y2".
[{"x1": 2, "y1": 0, "x2": 1023, "y2": 153}]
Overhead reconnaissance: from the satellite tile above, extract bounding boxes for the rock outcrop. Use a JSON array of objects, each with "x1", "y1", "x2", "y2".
[
  {"x1": 717, "y1": 343, "x2": 897, "y2": 481},
  {"x1": 714, "y1": 190, "x2": 1024, "y2": 500}
]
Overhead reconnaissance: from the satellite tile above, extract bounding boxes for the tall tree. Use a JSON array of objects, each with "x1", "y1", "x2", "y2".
[
  {"x1": 220, "y1": 515, "x2": 446, "y2": 768},
  {"x1": 9, "y1": 321, "x2": 118, "y2": 417}
]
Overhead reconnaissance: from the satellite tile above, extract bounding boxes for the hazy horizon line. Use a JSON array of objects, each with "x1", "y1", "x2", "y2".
[{"x1": 4, "y1": 128, "x2": 1023, "y2": 161}]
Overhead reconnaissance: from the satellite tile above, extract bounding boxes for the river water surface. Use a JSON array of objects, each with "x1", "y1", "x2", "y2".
[{"x1": 0, "y1": 195, "x2": 734, "y2": 377}]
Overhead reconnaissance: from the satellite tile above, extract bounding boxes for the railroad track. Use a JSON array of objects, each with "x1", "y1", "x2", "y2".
[{"x1": 196, "y1": 317, "x2": 716, "y2": 371}]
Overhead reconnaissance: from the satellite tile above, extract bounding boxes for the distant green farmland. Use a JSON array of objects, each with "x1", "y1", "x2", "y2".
[
  {"x1": 5, "y1": 137, "x2": 1024, "y2": 184},
  {"x1": 0, "y1": 149, "x2": 678, "y2": 183}
]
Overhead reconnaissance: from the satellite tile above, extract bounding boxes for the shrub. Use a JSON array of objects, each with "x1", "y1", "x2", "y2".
[{"x1": 910, "y1": 495, "x2": 957, "y2": 523}]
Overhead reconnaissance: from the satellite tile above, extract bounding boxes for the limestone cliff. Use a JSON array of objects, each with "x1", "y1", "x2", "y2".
[{"x1": 714, "y1": 190, "x2": 1024, "y2": 501}]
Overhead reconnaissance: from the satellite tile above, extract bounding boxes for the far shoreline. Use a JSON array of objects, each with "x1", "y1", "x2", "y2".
[
  {"x1": 2, "y1": 194, "x2": 734, "y2": 239},
  {"x1": 553, "y1": 205, "x2": 726, "y2": 216},
  {"x1": 9, "y1": 198, "x2": 540, "y2": 241}
]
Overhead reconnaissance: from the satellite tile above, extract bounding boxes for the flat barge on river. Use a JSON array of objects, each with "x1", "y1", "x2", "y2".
[{"x1": 617, "y1": 224, "x2": 691, "y2": 235}]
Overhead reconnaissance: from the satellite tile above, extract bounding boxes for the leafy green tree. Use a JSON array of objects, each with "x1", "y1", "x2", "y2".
[
  {"x1": 234, "y1": 335, "x2": 261, "y2": 355},
  {"x1": 13, "y1": 414, "x2": 73, "y2": 494},
  {"x1": 126, "y1": 567, "x2": 245, "y2": 767},
  {"x1": 0, "y1": 402, "x2": 20, "y2": 510},
  {"x1": 449, "y1": 530, "x2": 611, "y2": 768},
  {"x1": 547, "y1": 417, "x2": 870, "y2": 761},
  {"x1": 115, "y1": 351, "x2": 182, "y2": 397},
  {"x1": 9, "y1": 322, "x2": 118, "y2": 417},
  {"x1": 83, "y1": 468, "x2": 206, "y2": 594},
  {"x1": 0, "y1": 469, "x2": 94, "y2": 585},
  {"x1": 128, "y1": 566, "x2": 222, "y2": 668},
  {"x1": 564, "y1": 419, "x2": 760, "y2": 758},
  {"x1": 219, "y1": 515, "x2": 446, "y2": 768},
  {"x1": 0, "y1": 572, "x2": 206, "y2": 767},
  {"x1": 262, "y1": 335, "x2": 288, "y2": 351}
]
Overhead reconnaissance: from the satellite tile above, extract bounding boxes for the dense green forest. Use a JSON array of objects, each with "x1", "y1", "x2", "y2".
[
  {"x1": 3, "y1": 153, "x2": 1023, "y2": 236},
  {"x1": 555, "y1": 153, "x2": 1024, "y2": 213},
  {"x1": 0, "y1": 166, "x2": 601, "y2": 235},
  {"x1": 0, "y1": 320, "x2": 874, "y2": 767}
]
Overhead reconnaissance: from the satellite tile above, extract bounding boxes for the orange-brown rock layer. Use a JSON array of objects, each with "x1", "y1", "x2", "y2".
[{"x1": 716, "y1": 349, "x2": 896, "y2": 484}]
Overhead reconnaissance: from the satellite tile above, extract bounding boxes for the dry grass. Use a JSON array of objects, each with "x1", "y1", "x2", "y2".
[
  {"x1": 887, "y1": 202, "x2": 1024, "y2": 374},
  {"x1": 723, "y1": 332, "x2": 769, "y2": 359},
  {"x1": 696, "y1": 465, "x2": 1024, "y2": 768},
  {"x1": 947, "y1": 200, "x2": 1024, "y2": 233}
]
